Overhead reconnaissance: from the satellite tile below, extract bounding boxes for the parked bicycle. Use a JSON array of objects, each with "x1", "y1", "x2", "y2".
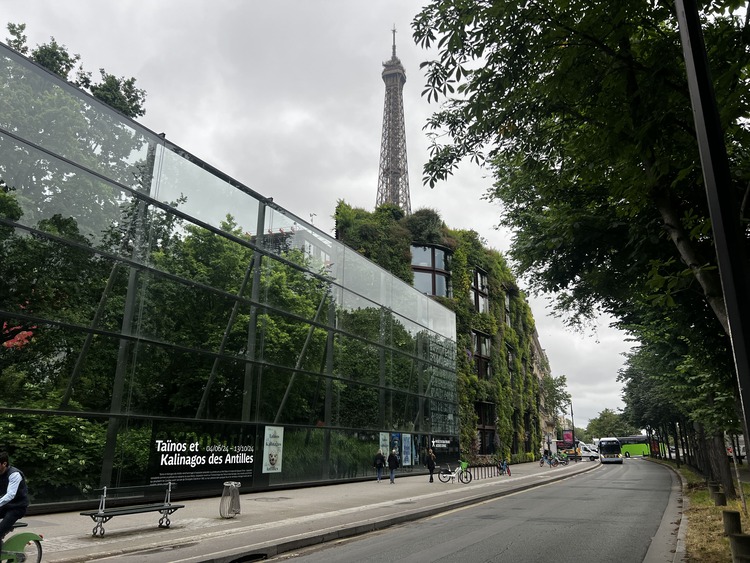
[
  {"x1": 0, "y1": 522, "x2": 43, "y2": 563},
  {"x1": 554, "y1": 453, "x2": 569, "y2": 466},
  {"x1": 496, "y1": 458, "x2": 511, "y2": 477},
  {"x1": 539, "y1": 454, "x2": 559, "y2": 468},
  {"x1": 438, "y1": 461, "x2": 473, "y2": 484}
]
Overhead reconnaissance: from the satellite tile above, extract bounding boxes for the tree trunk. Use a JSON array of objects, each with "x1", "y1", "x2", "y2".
[
  {"x1": 653, "y1": 191, "x2": 730, "y2": 336},
  {"x1": 671, "y1": 421, "x2": 681, "y2": 466},
  {"x1": 710, "y1": 432, "x2": 737, "y2": 499}
]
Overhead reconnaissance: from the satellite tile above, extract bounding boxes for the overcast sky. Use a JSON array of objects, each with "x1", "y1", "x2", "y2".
[{"x1": 2, "y1": 0, "x2": 634, "y2": 427}]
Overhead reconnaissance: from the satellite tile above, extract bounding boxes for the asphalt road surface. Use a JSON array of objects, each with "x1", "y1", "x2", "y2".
[{"x1": 272, "y1": 459, "x2": 674, "y2": 563}]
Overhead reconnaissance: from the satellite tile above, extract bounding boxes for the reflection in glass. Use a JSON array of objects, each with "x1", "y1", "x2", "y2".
[{"x1": 0, "y1": 41, "x2": 457, "y2": 503}]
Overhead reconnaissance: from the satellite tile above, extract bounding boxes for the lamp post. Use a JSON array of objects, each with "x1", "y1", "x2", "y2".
[{"x1": 570, "y1": 401, "x2": 576, "y2": 461}]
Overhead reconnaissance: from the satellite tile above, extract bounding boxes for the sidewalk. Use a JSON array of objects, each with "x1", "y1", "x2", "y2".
[{"x1": 27, "y1": 460, "x2": 600, "y2": 563}]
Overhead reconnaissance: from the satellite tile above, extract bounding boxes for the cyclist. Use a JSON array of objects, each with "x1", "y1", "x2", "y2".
[{"x1": 0, "y1": 452, "x2": 29, "y2": 554}]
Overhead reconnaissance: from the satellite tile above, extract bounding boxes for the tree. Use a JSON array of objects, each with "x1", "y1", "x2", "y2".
[
  {"x1": 334, "y1": 201, "x2": 414, "y2": 284},
  {"x1": 587, "y1": 408, "x2": 640, "y2": 439},
  {"x1": 412, "y1": 1, "x2": 749, "y2": 336},
  {"x1": 540, "y1": 374, "x2": 570, "y2": 422},
  {"x1": 412, "y1": 0, "x2": 749, "y2": 490}
]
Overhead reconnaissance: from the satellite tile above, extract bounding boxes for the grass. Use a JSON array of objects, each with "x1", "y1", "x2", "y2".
[{"x1": 655, "y1": 459, "x2": 750, "y2": 562}]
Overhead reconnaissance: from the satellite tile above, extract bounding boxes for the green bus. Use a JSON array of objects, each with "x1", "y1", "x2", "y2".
[{"x1": 617, "y1": 435, "x2": 654, "y2": 458}]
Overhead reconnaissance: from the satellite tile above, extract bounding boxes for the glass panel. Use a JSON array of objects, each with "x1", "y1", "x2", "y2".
[
  {"x1": 0, "y1": 228, "x2": 127, "y2": 330},
  {"x1": 333, "y1": 379, "x2": 381, "y2": 429},
  {"x1": 410, "y1": 245, "x2": 432, "y2": 266},
  {"x1": 257, "y1": 366, "x2": 326, "y2": 425},
  {"x1": 435, "y1": 273, "x2": 448, "y2": 297},
  {"x1": 413, "y1": 271, "x2": 433, "y2": 295},
  {"x1": 256, "y1": 310, "x2": 328, "y2": 371},
  {"x1": 0, "y1": 48, "x2": 153, "y2": 190},
  {"x1": 155, "y1": 149, "x2": 260, "y2": 237},
  {"x1": 265, "y1": 428, "x2": 383, "y2": 486},
  {"x1": 334, "y1": 333, "x2": 380, "y2": 385},
  {"x1": 0, "y1": 133, "x2": 139, "y2": 247},
  {"x1": 136, "y1": 269, "x2": 252, "y2": 354},
  {"x1": 434, "y1": 248, "x2": 449, "y2": 270}
]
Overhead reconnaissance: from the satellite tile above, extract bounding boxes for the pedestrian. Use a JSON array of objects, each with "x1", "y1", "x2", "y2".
[
  {"x1": 0, "y1": 452, "x2": 29, "y2": 554},
  {"x1": 373, "y1": 449, "x2": 386, "y2": 483},
  {"x1": 426, "y1": 448, "x2": 436, "y2": 482},
  {"x1": 387, "y1": 448, "x2": 399, "y2": 484}
]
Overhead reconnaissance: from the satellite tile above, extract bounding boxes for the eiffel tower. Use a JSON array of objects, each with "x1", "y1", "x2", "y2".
[{"x1": 376, "y1": 26, "x2": 411, "y2": 215}]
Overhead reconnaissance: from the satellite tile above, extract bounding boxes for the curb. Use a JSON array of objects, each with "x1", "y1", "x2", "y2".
[{"x1": 201, "y1": 463, "x2": 600, "y2": 563}]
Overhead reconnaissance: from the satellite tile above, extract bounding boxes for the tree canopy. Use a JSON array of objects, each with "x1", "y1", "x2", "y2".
[
  {"x1": 412, "y1": 0, "x2": 750, "y2": 490},
  {"x1": 587, "y1": 408, "x2": 641, "y2": 439}
]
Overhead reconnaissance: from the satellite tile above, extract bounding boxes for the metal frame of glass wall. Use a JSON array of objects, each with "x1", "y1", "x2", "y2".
[{"x1": 0, "y1": 42, "x2": 458, "y2": 505}]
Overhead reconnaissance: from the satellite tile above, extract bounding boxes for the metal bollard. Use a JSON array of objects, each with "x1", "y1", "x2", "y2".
[{"x1": 219, "y1": 481, "x2": 242, "y2": 518}]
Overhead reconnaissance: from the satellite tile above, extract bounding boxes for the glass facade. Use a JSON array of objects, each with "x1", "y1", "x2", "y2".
[{"x1": 0, "y1": 44, "x2": 457, "y2": 504}]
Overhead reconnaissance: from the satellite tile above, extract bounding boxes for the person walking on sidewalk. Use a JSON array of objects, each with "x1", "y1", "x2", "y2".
[
  {"x1": 387, "y1": 449, "x2": 399, "y2": 484},
  {"x1": 0, "y1": 452, "x2": 29, "y2": 554},
  {"x1": 426, "y1": 448, "x2": 436, "y2": 482},
  {"x1": 373, "y1": 449, "x2": 386, "y2": 483}
]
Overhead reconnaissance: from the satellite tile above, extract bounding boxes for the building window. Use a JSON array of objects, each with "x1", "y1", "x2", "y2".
[
  {"x1": 471, "y1": 268, "x2": 489, "y2": 313},
  {"x1": 475, "y1": 401, "x2": 496, "y2": 455},
  {"x1": 472, "y1": 330, "x2": 492, "y2": 380},
  {"x1": 411, "y1": 245, "x2": 451, "y2": 297},
  {"x1": 411, "y1": 246, "x2": 432, "y2": 267},
  {"x1": 504, "y1": 293, "x2": 511, "y2": 325}
]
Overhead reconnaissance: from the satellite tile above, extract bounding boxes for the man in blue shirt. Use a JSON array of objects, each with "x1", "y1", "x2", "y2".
[{"x1": 0, "y1": 452, "x2": 29, "y2": 553}]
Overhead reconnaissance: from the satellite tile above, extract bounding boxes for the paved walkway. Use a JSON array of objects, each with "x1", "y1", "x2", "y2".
[{"x1": 13, "y1": 459, "x2": 679, "y2": 563}]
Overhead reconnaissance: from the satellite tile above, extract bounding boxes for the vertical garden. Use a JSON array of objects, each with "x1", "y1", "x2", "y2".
[{"x1": 336, "y1": 203, "x2": 550, "y2": 463}]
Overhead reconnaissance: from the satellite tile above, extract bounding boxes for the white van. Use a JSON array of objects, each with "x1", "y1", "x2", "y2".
[{"x1": 579, "y1": 442, "x2": 599, "y2": 461}]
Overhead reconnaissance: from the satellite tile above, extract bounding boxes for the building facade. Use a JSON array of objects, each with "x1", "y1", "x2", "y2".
[
  {"x1": 0, "y1": 43, "x2": 458, "y2": 506},
  {"x1": 335, "y1": 205, "x2": 551, "y2": 463}
]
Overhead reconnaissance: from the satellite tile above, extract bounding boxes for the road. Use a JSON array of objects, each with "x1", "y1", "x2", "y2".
[{"x1": 271, "y1": 459, "x2": 676, "y2": 563}]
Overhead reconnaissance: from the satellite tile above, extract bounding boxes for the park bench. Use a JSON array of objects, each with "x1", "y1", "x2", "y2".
[{"x1": 80, "y1": 481, "x2": 184, "y2": 537}]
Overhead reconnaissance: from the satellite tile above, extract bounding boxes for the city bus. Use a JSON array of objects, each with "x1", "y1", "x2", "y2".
[
  {"x1": 617, "y1": 435, "x2": 655, "y2": 458},
  {"x1": 598, "y1": 437, "x2": 623, "y2": 464}
]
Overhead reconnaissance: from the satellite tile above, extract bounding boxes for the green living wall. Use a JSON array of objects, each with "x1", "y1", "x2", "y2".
[{"x1": 336, "y1": 204, "x2": 549, "y2": 463}]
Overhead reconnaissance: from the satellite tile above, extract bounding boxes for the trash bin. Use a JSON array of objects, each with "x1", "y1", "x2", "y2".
[{"x1": 219, "y1": 481, "x2": 241, "y2": 518}]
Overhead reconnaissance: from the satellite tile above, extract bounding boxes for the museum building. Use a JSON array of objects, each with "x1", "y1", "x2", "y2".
[{"x1": 0, "y1": 42, "x2": 458, "y2": 506}]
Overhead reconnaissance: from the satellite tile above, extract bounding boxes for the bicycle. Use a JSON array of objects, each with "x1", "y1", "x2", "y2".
[
  {"x1": 0, "y1": 522, "x2": 43, "y2": 563},
  {"x1": 497, "y1": 458, "x2": 511, "y2": 477},
  {"x1": 539, "y1": 454, "x2": 559, "y2": 468},
  {"x1": 438, "y1": 461, "x2": 473, "y2": 484}
]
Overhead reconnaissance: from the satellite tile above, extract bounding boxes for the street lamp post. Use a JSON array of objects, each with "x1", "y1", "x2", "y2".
[{"x1": 570, "y1": 401, "x2": 576, "y2": 461}]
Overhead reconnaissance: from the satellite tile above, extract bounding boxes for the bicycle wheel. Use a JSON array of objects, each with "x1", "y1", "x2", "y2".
[
  {"x1": 459, "y1": 469, "x2": 472, "y2": 484},
  {"x1": 539, "y1": 459, "x2": 545, "y2": 467},
  {"x1": 438, "y1": 470, "x2": 451, "y2": 483},
  {"x1": 24, "y1": 539, "x2": 43, "y2": 563},
  {"x1": 552, "y1": 459, "x2": 559, "y2": 467}
]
